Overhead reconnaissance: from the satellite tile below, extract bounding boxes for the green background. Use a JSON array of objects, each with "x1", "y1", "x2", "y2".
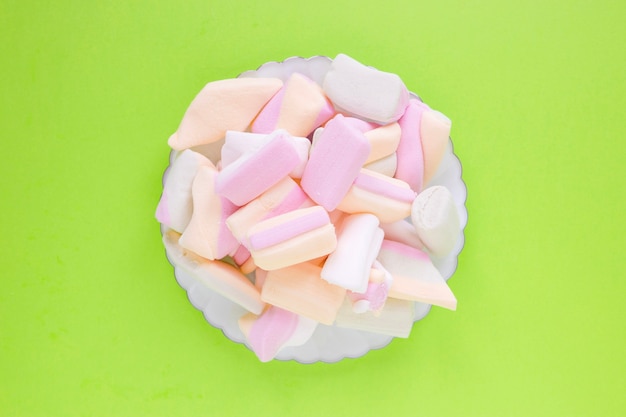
[{"x1": 1, "y1": 0, "x2": 624, "y2": 415}]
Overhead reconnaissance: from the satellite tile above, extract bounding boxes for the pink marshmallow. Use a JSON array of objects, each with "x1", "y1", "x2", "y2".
[
  {"x1": 221, "y1": 130, "x2": 310, "y2": 178},
  {"x1": 216, "y1": 130, "x2": 300, "y2": 206},
  {"x1": 337, "y1": 168, "x2": 416, "y2": 223},
  {"x1": 226, "y1": 177, "x2": 313, "y2": 245},
  {"x1": 247, "y1": 206, "x2": 337, "y2": 270},
  {"x1": 248, "y1": 306, "x2": 299, "y2": 362},
  {"x1": 396, "y1": 99, "x2": 427, "y2": 192},
  {"x1": 248, "y1": 207, "x2": 330, "y2": 252},
  {"x1": 300, "y1": 114, "x2": 371, "y2": 211},
  {"x1": 252, "y1": 73, "x2": 335, "y2": 137},
  {"x1": 347, "y1": 261, "x2": 393, "y2": 314}
]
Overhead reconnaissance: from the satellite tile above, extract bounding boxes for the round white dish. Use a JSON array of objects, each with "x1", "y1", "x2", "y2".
[{"x1": 160, "y1": 56, "x2": 467, "y2": 363}]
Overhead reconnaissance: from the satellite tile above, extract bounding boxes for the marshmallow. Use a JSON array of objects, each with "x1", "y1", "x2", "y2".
[
  {"x1": 321, "y1": 213, "x2": 383, "y2": 293},
  {"x1": 380, "y1": 220, "x2": 426, "y2": 250},
  {"x1": 156, "y1": 149, "x2": 215, "y2": 233},
  {"x1": 421, "y1": 109, "x2": 452, "y2": 185},
  {"x1": 337, "y1": 168, "x2": 416, "y2": 223},
  {"x1": 300, "y1": 114, "x2": 371, "y2": 210},
  {"x1": 169, "y1": 77, "x2": 283, "y2": 150},
  {"x1": 232, "y1": 245, "x2": 256, "y2": 275},
  {"x1": 240, "y1": 306, "x2": 318, "y2": 362},
  {"x1": 226, "y1": 177, "x2": 313, "y2": 245},
  {"x1": 323, "y1": 53, "x2": 409, "y2": 124},
  {"x1": 159, "y1": 54, "x2": 461, "y2": 360},
  {"x1": 364, "y1": 152, "x2": 397, "y2": 177},
  {"x1": 364, "y1": 122, "x2": 401, "y2": 164},
  {"x1": 254, "y1": 268, "x2": 267, "y2": 290},
  {"x1": 221, "y1": 131, "x2": 311, "y2": 178},
  {"x1": 261, "y1": 262, "x2": 346, "y2": 325},
  {"x1": 411, "y1": 186, "x2": 460, "y2": 258},
  {"x1": 252, "y1": 72, "x2": 335, "y2": 137},
  {"x1": 378, "y1": 240, "x2": 456, "y2": 311},
  {"x1": 216, "y1": 130, "x2": 300, "y2": 206},
  {"x1": 163, "y1": 230, "x2": 265, "y2": 314},
  {"x1": 334, "y1": 296, "x2": 415, "y2": 338},
  {"x1": 247, "y1": 206, "x2": 337, "y2": 270},
  {"x1": 347, "y1": 261, "x2": 393, "y2": 314},
  {"x1": 179, "y1": 165, "x2": 239, "y2": 260},
  {"x1": 396, "y1": 99, "x2": 427, "y2": 192}
]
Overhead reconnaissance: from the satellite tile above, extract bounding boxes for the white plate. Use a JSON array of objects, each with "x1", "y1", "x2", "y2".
[{"x1": 160, "y1": 56, "x2": 467, "y2": 363}]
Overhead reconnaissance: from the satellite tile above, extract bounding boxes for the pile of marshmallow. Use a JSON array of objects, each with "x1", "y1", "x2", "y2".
[{"x1": 157, "y1": 54, "x2": 461, "y2": 362}]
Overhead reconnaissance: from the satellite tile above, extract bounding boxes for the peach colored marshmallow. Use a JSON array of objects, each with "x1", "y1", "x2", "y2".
[
  {"x1": 334, "y1": 297, "x2": 415, "y2": 338},
  {"x1": 169, "y1": 77, "x2": 283, "y2": 150},
  {"x1": 378, "y1": 240, "x2": 457, "y2": 311},
  {"x1": 337, "y1": 168, "x2": 417, "y2": 223},
  {"x1": 179, "y1": 165, "x2": 239, "y2": 260},
  {"x1": 246, "y1": 206, "x2": 337, "y2": 270},
  {"x1": 226, "y1": 177, "x2": 313, "y2": 245},
  {"x1": 262, "y1": 262, "x2": 346, "y2": 325},
  {"x1": 421, "y1": 109, "x2": 452, "y2": 185},
  {"x1": 163, "y1": 230, "x2": 265, "y2": 315}
]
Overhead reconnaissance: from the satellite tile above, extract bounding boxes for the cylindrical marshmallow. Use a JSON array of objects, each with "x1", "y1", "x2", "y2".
[{"x1": 411, "y1": 186, "x2": 460, "y2": 258}]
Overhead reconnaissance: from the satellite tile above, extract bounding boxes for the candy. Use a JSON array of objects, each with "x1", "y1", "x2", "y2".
[
  {"x1": 163, "y1": 230, "x2": 265, "y2": 315},
  {"x1": 216, "y1": 129, "x2": 301, "y2": 206},
  {"x1": 337, "y1": 168, "x2": 416, "y2": 223},
  {"x1": 421, "y1": 109, "x2": 452, "y2": 185},
  {"x1": 252, "y1": 72, "x2": 335, "y2": 137},
  {"x1": 239, "y1": 306, "x2": 319, "y2": 362},
  {"x1": 300, "y1": 114, "x2": 370, "y2": 211},
  {"x1": 346, "y1": 261, "x2": 393, "y2": 314},
  {"x1": 323, "y1": 53, "x2": 410, "y2": 124},
  {"x1": 262, "y1": 262, "x2": 346, "y2": 325},
  {"x1": 179, "y1": 165, "x2": 239, "y2": 260},
  {"x1": 247, "y1": 206, "x2": 337, "y2": 270},
  {"x1": 378, "y1": 240, "x2": 457, "y2": 311},
  {"x1": 221, "y1": 130, "x2": 311, "y2": 178},
  {"x1": 411, "y1": 186, "x2": 460, "y2": 258},
  {"x1": 364, "y1": 152, "x2": 397, "y2": 177},
  {"x1": 334, "y1": 297, "x2": 415, "y2": 338},
  {"x1": 156, "y1": 149, "x2": 214, "y2": 233},
  {"x1": 226, "y1": 177, "x2": 312, "y2": 242},
  {"x1": 157, "y1": 54, "x2": 463, "y2": 361},
  {"x1": 363, "y1": 122, "x2": 401, "y2": 164},
  {"x1": 396, "y1": 99, "x2": 427, "y2": 192},
  {"x1": 169, "y1": 77, "x2": 283, "y2": 150},
  {"x1": 226, "y1": 177, "x2": 314, "y2": 245},
  {"x1": 321, "y1": 213, "x2": 383, "y2": 293}
]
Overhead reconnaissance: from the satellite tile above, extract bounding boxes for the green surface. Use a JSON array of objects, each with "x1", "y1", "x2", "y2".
[{"x1": 1, "y1": 0, "x2": 625, "y2": 416}]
